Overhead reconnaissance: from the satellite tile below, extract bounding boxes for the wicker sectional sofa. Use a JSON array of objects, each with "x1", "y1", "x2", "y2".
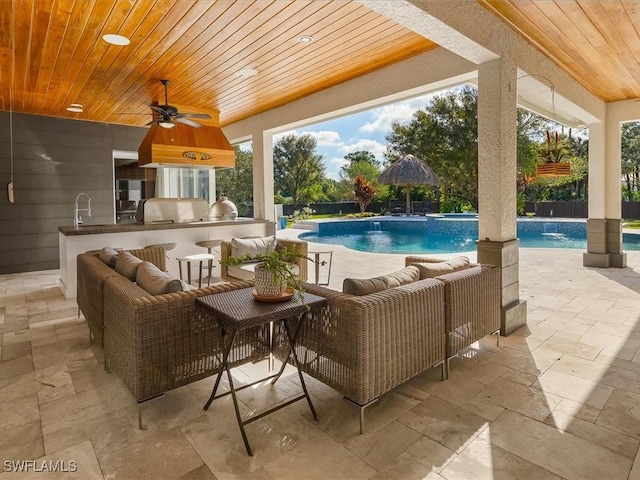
[
  {"x1": 76, "y1": 248, "x2": 268, "y2": 428},
  {"x1": 290, "y1": 257, "x2": 500, "y2": 432},
  {"x1": 77, "y1": 246, "x2": 167, "y2": 347},
  {"x1": 405, "y1": 255, "x2": 501, "y2": 377}
]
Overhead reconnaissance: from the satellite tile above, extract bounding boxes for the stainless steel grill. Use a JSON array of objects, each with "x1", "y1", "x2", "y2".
[{"x1": 136, "y1": 198, "x2": 210, "y2": 224}]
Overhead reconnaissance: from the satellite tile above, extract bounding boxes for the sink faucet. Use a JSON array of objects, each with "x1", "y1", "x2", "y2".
[{"x1": 74, "y1": 192, "x2": 92, "y2": 228}]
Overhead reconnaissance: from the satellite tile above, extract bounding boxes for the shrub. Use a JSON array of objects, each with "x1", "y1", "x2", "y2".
[{"x1": 289, "y1": 206, "x2": 316, "y2": 221}]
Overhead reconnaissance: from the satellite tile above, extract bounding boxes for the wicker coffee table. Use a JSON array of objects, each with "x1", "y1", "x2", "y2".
[{"x1": 196, "y1": 287, "x2": 326, "y2": 456}]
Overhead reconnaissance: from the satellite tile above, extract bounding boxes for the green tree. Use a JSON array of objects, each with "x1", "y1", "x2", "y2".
[
  {"x1": 385, "y1": 87, "x2": 588, "y2": 211},
  {"x1": 273, "y1": 134, "x2": 325, "y2": 205},
  {"x1": 337, "y1": 150, "x2": 388, "y2": 202},
  {"x1": 215, "y1": 145, "x2": 253, "y2": 215},
  {"x1": 385, "y1": 86, "x2": 479, "y2": 209},
  {"x1": 622, "y1": 122, "x2": 640, "y2": 201}
]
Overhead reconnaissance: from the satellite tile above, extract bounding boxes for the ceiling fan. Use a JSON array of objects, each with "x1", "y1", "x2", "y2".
[{"x1": 148, "y1": 79, "x2": 211, "y2": 129}]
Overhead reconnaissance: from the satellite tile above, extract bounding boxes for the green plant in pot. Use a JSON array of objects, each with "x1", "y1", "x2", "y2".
[{"x1": 221, "y1": 245, "x2": 323, "y2": 304}]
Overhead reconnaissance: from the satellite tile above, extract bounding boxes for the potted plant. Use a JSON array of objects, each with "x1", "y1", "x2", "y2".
[
  {"x1": 536, "y1": 130, "x2": 571, "y2": 176},
  {"x1": 221, "y1": 245, "x2": 323, "y2": 304}
]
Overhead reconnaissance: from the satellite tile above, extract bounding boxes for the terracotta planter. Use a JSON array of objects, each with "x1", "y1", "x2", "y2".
[
  {"x1": 536, "y1": 162, "x2": 571, "y2": 177},
  {"x1": 254, "y1": 263, "x2": 286, "y2": 297}
]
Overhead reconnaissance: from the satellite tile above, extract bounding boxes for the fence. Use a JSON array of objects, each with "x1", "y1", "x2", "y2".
[{"x1": 271, "y1": 201, "x2": 640, "y2": 220}]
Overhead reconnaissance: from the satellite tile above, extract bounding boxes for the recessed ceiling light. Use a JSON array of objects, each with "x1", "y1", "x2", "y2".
[
  {"x1": 238, "y1": 67, "x2": 258, "y2": 77},
  {"x1": 102, "y1": 34, "x2": 130, "y2": 46},
  {"x1": 66, "y1": 103, "x2": 83, "y2": 113},
  {"x1": 299, "y1": 35, "x2": 314, "y2": 44}
]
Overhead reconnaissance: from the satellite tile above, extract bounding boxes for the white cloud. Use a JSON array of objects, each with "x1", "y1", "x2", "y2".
[
  {"x1": 326, "y1": 156, "x2": 349, "y2": 180},
  {"x1": 301, "y1": 130, "x2": 343, "y2": 147},
  {"x1": 360, "y1": 95, "x2": 433, "y2": 133},
  {"x1": 338, "y1": 139, "x2": 387, "y2": 159},
  {"x1": 273, "y1": 129, "x2": 297, "y2": 141}
]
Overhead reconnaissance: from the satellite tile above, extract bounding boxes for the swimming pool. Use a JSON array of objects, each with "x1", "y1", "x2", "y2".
[{"x1": 299, "y1": 216, "x2": 640, "y2": 254}]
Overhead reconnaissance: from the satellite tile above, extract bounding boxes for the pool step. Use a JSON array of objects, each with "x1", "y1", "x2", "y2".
[{"x1": 291, "y1": 220, "x2": 317, "y2": 230}]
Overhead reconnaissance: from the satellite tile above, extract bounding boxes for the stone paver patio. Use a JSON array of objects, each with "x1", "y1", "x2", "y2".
[{"x1": 2, "y1": 232, "x2": 640, "y2": 479}]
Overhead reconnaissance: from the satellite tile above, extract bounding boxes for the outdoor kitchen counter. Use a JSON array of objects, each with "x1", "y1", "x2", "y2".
[
  {"x1": 59, "y1": 218, "x2": 274, "y2": 299},
  {"x1": 58, "y1": 217, "x2": 263, "y2": 236}
]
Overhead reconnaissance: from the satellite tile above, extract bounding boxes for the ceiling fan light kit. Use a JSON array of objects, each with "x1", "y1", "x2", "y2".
[
  {"x1": 138, "y1": 79, "x2": 235, "y2": 169},
  {"x1": 158, "y1": 119, "x2": 175, "y2": 129}
]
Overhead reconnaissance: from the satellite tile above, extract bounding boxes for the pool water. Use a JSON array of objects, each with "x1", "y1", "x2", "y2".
[{"x1": 299, "y1": 217, "x2": 640, "y2": 254}]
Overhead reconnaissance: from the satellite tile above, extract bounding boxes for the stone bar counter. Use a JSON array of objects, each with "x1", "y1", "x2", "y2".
[{"x1": 58, "y1": 218, "x2": 274, "y2": 298}]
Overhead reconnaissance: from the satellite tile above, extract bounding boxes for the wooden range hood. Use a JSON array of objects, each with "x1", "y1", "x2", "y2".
[{"x1": 138, "y1": 109, "x2": 235, "y2": 169}]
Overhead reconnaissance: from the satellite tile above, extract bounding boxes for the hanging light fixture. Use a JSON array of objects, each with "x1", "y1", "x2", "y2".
[
  {"x1": 516, "y1": 74, "x2": 571, "y2": 177},
  {"x1": 157, "y1": 116, "x2": 175, "y2": 129},
  {"x1": 7, "y1": 0, "x2": 15, "y2": 204}
]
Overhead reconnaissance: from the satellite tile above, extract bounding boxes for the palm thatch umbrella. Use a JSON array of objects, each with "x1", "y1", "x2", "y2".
[{"x1": 378, "y1": 154, "x2": 440, "y2": 215}]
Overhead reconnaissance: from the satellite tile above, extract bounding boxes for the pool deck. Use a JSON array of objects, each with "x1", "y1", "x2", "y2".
[{"x1": 4, "y1": 233, "x2": 640, "y2": 478}]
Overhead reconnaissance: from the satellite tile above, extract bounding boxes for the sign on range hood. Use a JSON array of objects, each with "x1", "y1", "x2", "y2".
[{"x1": 137, "y1": 110, "x2": 235, "y2": 169}]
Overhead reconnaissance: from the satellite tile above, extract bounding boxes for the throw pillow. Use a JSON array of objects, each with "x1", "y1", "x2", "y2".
[
  {"x1": 411, "y1": 256, "x2": 471, "y2": 279},
  {"x1": 115, "y1": 251, "x2": 144, "y2": 281},
  {"x1": 231, "y1": 235, "x2": 276, "y2": 260},
  {"x1": 136, "y1": 261, "x2": 183, "y2": 295},
  {"x1": 98, "y1": 247, "x2": 118, "y2": 268},
  {"x1": 343, "y1": 266, "x2": 420, "y2": 296}
]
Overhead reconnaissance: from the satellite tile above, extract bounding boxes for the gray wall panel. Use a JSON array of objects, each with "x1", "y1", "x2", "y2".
[{"x1": 0, "y1": 112, "x2": 146, "y2": 275}]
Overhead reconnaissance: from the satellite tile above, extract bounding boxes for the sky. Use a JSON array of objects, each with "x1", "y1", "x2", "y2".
[{"x1": 240, "y1": 91, "x2": 441, "y2": 181}]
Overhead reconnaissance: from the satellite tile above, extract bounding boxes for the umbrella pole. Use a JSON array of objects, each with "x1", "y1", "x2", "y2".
[{"x1": 406, "y1": 188, "x2": 411, "y2": 216}]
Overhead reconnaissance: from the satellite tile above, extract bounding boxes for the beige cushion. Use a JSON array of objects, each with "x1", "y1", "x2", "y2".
[
  {"x1": 230, "y1": 236, "x2": 276, "y2": 260},
  {"x1": 136, "y1": 261, "x2": 183, "y2": 295},
  {"x1": 411, "y1": 256, "x2": 471, "y2": 279},
  {"x1": 98, "y1": 247, "x2": 118, "y2": 268},
  {"x1": 228, "y1": 262, "x2": 299, "y2": 281},
  {"x1": 343, "y1": 266, "x2": 420, "y2": 296},
  {"x1": 115, "y1": 251, "x2": 143, "y2": 281}
]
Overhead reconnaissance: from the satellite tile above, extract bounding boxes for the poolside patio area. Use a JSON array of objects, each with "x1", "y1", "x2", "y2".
[{"x1": 2, "y1": 236, "x2": 640, "y2": 479}]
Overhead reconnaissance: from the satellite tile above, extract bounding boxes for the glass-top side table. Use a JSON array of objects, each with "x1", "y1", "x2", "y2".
[{"x1": 196, "y1": 287, "x2": 326, "y2": 456}]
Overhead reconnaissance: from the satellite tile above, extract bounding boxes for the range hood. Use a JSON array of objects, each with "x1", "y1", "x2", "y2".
[{"x1": 138, "y1": 109, "x2": 235, "y2": 169}]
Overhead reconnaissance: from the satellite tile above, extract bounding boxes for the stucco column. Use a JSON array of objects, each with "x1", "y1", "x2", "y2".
[
  {"x1": 477, "y1": 58, "x2": 527, "y2": 335},
  {"x1": 604, "y1": 106, "x2": 626, "y2": 267},
  {"x1": 252, "y1": 131, "x2": 276, "y2": 235},
  {"x1": 584, "y1": 112, "x2": 626, "y2": 268}
]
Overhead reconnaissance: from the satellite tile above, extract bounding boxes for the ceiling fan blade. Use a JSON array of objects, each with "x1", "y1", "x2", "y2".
[
  {"x1": 180, "y1": 112, "x2": 211, "y2": 119},
  {"x1": 176, "y1": 117, "x2": 202, "y2": 128},
  {"x1": 151, "y1": 105, "x2": 170, "y2": 116}
]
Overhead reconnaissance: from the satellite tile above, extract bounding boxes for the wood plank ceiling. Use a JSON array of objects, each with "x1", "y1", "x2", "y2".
[
  {"x1": 0, "y1": 0, "x2": 436, "y2": 128},
  {"x1": 480, "y1": 0, "x2": 640, "y2": 103}
]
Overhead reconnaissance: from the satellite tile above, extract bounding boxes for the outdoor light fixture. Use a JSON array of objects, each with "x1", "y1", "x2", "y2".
[
  {"x1": 158, "y1": 118, "x2": 175, "y2": 129},
  {"x1": 238, "y1": 67, "x2": 258, "y2": 77},
  {"x1": 66, "y1": 103, "x2": 83, "y2": 113},
  {"x1": 299, "y1": 35, "x2": 314, "y2": 44},
  {"x1": 103, "y1": 34, "x2": 130, "y2": 46}
]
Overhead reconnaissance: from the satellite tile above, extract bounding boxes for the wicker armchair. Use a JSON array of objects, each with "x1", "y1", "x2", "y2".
[
  {"x1": 220, "y1": 237, "x2": 308, "y2": 282},
  {"x1": 405, "y1": 256, "x2": 501, "y2": 377},
  {"x1": 77, "y1": 246, "x2": 166, "y2": 347},
  {"x1": 288, "y1": 279, "x2": 446, "y2": 432}
]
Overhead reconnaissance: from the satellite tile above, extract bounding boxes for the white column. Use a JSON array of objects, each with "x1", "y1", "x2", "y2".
[
  {"x1": 477, "y1": 58, "x2": 527, "y2": 335},
  {"x1": 477, "y1": 58, "x2": 517, "y2": 242},
  {"x1": 584, "y1": 111, "x2": 626, "y2": 267},
  {"x1": 588, "y1": 122, "x2": 606, "y2": 220},
  {"x1": 252, "y1": 131, "x2": 275, "y2": 223},
  {"x1": 604, "y1": 109, "x2": 622, "y2": 220}
]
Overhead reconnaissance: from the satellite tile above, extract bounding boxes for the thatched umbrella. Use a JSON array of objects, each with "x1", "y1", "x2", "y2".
[{"x1": 378, "y1": 154, "x2": 440, "y2": 215}]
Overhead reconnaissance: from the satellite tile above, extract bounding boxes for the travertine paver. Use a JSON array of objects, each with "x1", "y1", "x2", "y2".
[{"x1": 1, "y1": 240, "x2": 640, "y2": 479}]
